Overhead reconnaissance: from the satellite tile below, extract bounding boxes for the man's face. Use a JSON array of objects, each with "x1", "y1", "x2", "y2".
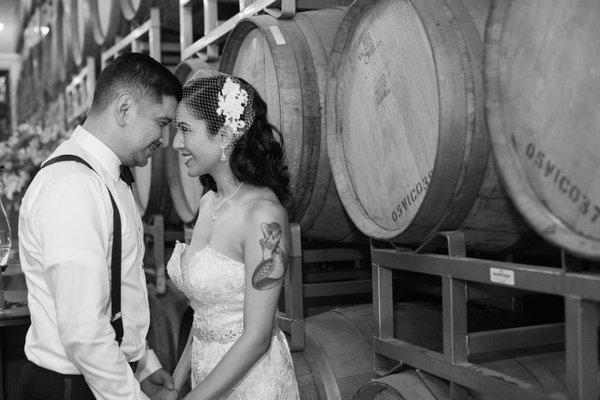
[{"x1": 124, "y1": 94, "x2": 178, "y2": 167}]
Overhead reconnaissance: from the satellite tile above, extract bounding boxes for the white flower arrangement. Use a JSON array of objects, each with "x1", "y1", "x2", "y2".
[
  {"x1": 216, "y1": 77, "x2": 249, "y2": 134},
  {"x1": 0, "y1": 123, "x2": 69, "y2": 202}
]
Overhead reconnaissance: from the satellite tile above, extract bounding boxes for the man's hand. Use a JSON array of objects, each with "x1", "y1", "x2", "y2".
[
  {"x1": 141, "y1": 368, "x2": 175, "y2": 395},
  {"x1": 150, "y1": 387, "x2": 180, "y2": 400}
]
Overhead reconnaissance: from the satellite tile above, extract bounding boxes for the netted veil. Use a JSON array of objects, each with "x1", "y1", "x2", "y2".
[{"x1": 177, "y1": 70, "x2": 256, "y2": 156}]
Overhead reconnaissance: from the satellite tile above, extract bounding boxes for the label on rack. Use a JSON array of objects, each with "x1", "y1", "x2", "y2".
[
  {"x1": 269, "y1": 26, "x2": 286, "y2": 45},
  {"x1": 489, "y1": 267, "x2": 515, "y2": 286}
]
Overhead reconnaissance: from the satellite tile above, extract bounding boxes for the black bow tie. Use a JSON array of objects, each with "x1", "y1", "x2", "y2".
[{"x1": 119, "y1": 165, "x2": 135, "y2": 188}]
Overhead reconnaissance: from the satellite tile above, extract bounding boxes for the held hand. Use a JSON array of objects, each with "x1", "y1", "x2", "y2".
[
  {"x1": 141, "y1": 368, "x2": 175, "y2": 395},
  {"x1": 150, "y1": 387, "x2": 180, "y2": 400}
]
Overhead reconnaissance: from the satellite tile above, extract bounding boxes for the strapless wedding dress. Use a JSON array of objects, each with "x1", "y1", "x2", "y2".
[{"x1": 167, "y1": 242, "x2": 300, "y2": 399}]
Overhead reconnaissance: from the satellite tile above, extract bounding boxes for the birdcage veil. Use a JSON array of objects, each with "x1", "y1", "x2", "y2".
[{"x1": 176, "y1": 71, "x2": 256, "y2": 157}]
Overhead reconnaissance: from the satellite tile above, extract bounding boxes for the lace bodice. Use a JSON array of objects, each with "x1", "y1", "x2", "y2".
[
  {"x1": 167, "y1": 242, "x2": 299, "y2": 399},
  {"x1": 168, "y1": 242, "x2": 245, "y2": 340}
]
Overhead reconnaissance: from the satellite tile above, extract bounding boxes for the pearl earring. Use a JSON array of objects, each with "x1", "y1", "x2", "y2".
[{"x1": 220, "y1": 146, "x2": 227, "y2": 162}]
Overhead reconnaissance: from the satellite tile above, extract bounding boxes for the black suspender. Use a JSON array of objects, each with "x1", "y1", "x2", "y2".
[{"x1": 41, "y1": 154, "x2": 124, "y2": 346}]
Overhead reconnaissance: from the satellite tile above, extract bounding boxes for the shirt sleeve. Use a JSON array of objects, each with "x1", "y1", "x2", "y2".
[
  {"x1": 134, "y1": 347, "x2": 162, "y2": 382},
  {"x1": 39, "y1": 175, "x2": 149, "y2": 400}
]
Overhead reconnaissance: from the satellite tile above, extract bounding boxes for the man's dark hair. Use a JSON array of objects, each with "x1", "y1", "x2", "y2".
[{"x1": 89, "y1": 53, "x2": 182, "y2": 114}]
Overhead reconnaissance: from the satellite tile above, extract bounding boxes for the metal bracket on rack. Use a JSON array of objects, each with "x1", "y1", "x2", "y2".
[
  {"x1": 412, "y1": 230, "x2": 466, "y2": 257},
  {"x1": 265, "y1": 0, "x2": 296, "y2": 18}
]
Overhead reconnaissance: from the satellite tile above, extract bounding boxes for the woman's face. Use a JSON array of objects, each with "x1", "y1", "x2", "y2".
[{"x1": 172, "y1": 104, "x2": 221, "y2": 177}]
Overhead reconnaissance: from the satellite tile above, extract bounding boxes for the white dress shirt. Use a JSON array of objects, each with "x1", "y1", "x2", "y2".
[{"x1": 19, "y1": 126, "x2": 161, "y2": 400}]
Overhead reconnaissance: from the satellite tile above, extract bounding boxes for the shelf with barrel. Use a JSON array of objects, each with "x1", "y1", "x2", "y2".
[{"x1": 339, "y1": 0, "x2": 600, "y2": 398}]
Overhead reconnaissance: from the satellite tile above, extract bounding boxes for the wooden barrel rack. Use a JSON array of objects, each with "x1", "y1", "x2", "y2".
[{"x1": 371, "y1": 228, "x2": 600, "y2": 400}]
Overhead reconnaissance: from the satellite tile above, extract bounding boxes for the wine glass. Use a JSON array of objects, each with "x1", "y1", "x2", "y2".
[{"x1": 0, "y1": 171, "x2": 11, "y2": 309}]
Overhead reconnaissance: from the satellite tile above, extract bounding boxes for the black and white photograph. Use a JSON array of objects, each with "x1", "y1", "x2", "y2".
[{"x1": 0, "y1": 0, "x2": 598, "y2": 399}]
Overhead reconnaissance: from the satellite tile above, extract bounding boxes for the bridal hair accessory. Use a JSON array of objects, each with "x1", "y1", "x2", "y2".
[
  {"x1": 177, "y1": 71, "x2": 256, "y2": 160},
  {"x1": 211, "y1": 182, "x2": 245, "y2": 222},
  {"x1": 217, "y1": 77, "x2": 250, "y2": 135}
]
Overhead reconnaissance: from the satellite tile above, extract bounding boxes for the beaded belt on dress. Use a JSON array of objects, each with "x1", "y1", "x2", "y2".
[{"x1": 193, "y1": 325, "x2": 244, "y2": 344}]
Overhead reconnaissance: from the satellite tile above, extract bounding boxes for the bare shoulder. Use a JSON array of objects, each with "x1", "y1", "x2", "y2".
[
  {"x1": 243, "y1": 191, "x2": 290, "y2": 243},
  {"x1": 246, "y1": 196, "x2": 288, "y2": 228}
]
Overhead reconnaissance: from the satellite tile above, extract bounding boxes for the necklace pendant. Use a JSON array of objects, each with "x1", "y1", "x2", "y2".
[{"x1": 210, "y1": 182, "x2": 244, "y2": 223}]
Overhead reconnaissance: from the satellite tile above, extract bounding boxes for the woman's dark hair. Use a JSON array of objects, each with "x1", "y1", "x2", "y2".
[{"x1": 182, "y1": 74, "x2": 291, "y2": 203}]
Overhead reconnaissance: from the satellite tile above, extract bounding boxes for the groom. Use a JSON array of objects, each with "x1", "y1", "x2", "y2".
[{"x1": 18, "y1": 53, "x2": 181, "y2": 400}]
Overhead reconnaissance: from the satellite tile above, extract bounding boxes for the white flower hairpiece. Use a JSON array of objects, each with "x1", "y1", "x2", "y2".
[{"x1": 216, "y1": 77, "x2": 249, "y2": 134}]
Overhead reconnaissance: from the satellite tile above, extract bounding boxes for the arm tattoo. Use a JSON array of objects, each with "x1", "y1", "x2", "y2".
[{"x1": 251, "y1": 221, "x2": 288, "y2": 290}]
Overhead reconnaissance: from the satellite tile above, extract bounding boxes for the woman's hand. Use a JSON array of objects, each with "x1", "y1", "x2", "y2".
[{"x1": 141, "y1": 368, "x2": 175, "y2": 395}]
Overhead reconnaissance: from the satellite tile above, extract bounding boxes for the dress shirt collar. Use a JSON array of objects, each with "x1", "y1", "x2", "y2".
[{"x1": 71, "y1": 126, "x2": 122, "y2": 182}]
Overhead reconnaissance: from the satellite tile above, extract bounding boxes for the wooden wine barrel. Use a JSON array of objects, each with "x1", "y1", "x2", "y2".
[
  {"x1": 292, "y1": 302, "x2": 451, "y2": 400},
  {"x1": 485, "y1": 0, "x2": 600, "y2": 259},
  {"x1": 165, "y1": 58, "x2": 216, "y2": 224},
  {"x1": 325, "y1": 0, "x2": 530, "y2": 252},
  {"x1": 352, "y1": 372, "x2": 441, "y2": 400},
  {"x1": 119, "y1": 0, "x2": 148, "y2": 21},
  {"x1": 220, "y1": 9, "x2": 363, "y2": 242},
  {"x1": 118, "y1": 0, "x2": 180, "y2": 30},
  {"x1": 89, "y1": 0, "x2": 123, "y2": 46},
  {"x1": 293, "y1": 305, "x2": 375, "y2": 400},
  {"x1": 68, "y1": 0, "x2": 98, "y2": 67},
  {"x1": 352, "y1": 351, "x2": 567, "y2": 400}
]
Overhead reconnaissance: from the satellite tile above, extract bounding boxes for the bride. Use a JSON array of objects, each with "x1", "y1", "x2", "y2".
[{"x1": 167, "y1": 71, "x2": 300, "y2": 400}]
